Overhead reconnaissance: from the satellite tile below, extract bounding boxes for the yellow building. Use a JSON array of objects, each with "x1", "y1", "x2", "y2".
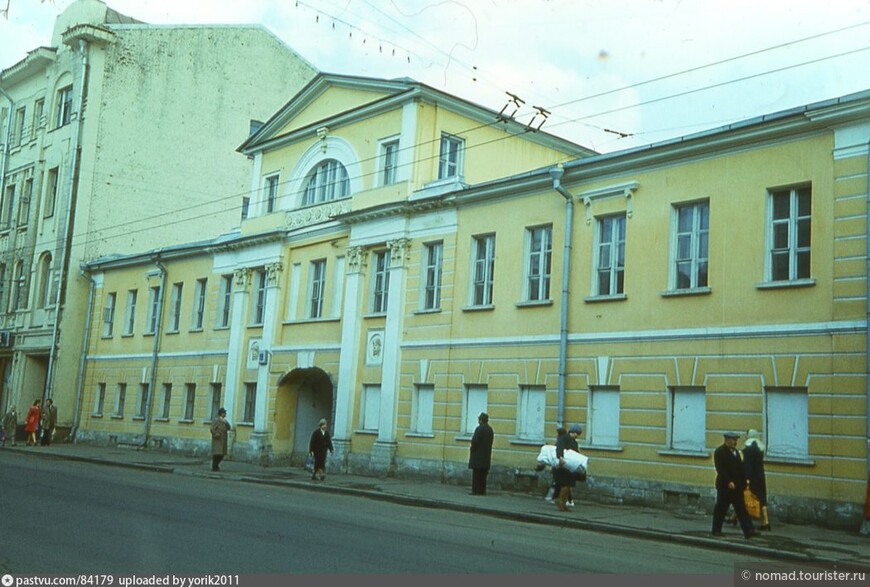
[
  {"x1": 80, "y1": 75, "x2": 870, "y2": 529},
  {"x1": 0, "y1": 0, "x2": 316, "y2": 432}
]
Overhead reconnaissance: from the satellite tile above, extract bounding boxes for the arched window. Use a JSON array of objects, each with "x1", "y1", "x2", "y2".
[
  {"x1": 302, "y1": 159, "x2": 350, "y2": 206},
  {"x1": 11, "y1": 261, "x2": 26, "y2": 311},
  {"x1": 36, "y1": 253, "x2": 52, "y2": 309}
]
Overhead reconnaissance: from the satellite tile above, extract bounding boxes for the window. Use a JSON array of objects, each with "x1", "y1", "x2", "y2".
[
  {"x1": 101, "y1": 292, "x2": 116, "y2": 337},
  {"x1": 241, "y1": 196, "x2": 250, "y2": 220},
  {"x1": 19, "y1": 177, "x2": 32, "y2": 226},
  {"x1": 209, "y1": 383, "x2": 222, "y2": 421},
  {"x1": 93, "y1": 383, "x2": 106, "y2": 416},
  {"x1": 412, "y1": 384, "x2": 434, "y2": 434},
  {"x1": 44, "y1": 167, "x2": 59, "y2": 218},
  {"x1": 217, "y1": 275, "x2": 232, "y2": 328},
  {"x1": 361, "y1": 384, "x2": 381, "y2": 432},
  {"x1": 595, "y1": 214, "x2": 626, "y2": 296},
  {"x1": 11, "y1": 261, "x2": 26, "y2": 311},
  {"x1": 243, "y1": 382, "x2": 257, "y2": 423},
  {"x1": 3, "y1": 184, "x2": 15, "y2": 229},
  {"x1": 463, "y1": 385, "x2": 488, "y2": 435},
  {"x1": 0, "y1": 264, "x2": 7, "y2": 311},
  {"x1": 192, "y1": 278, "x2": 206, "y2": 330},
  {"x1": 371, "y1": 250, "x2": 390, "y2": 313},
  {"x1": 438, "y1": 134, "x2": 462, "y2": 179},
  {"x1": 183, "y1": 383, "x2": 196, "y2": 421},
  {"x1": 13, "y1": 107, "x2": 25, "y2": 146},
  {"x1": 124, "y1": 289, "x2": 138, "y2": 335},
  {"x1": 35, "y1": 254, "x2": 51, "y2": 309},
  {"x1": 114, "y1": 383, "x2": 127, "y2": 417},
  {"x1": 381, "y1": 139, "x2": 399, "y2": 185},
  {"x1": 265, "y1": 174, "x2": 279, "y2": 213},
  {"x1": 525, "y1": 225, "x2": 552, "y2": 301},
  {"x1": 672, "y1": 201, "x2": 709, "y2": 290},
  {"x1": 303, "y1": 159, "x2": 349, "y2": 205},
  {"x1": 56, "y1": 85, "x2": 73, "y2": 128},
  {"x1": 168, "y1": 282, "x2": 183, "y2": 332},
  {"x1": 136, "y1": 383, "x2": 149, "y2": 418},
  {"x1": 667, "y1": 386, "x2": 706, "y2": 452},
  {"x1": 146, "y1": 286, "x2": 161, "y2": 334},
  {"x1": 160, "y1": 383, "x2": 172, "y2": 419},
  {"x1": 422, "y1": 242, "x2": 443, "y2": 310},
  {"x1": 765, "y1": 387, "x2": 808, "y2": 459},
  {"x1": 768, "y1": 185, "x2": 811, "y2": 282},
  {"x1": 471, "y1": 234, "x2": 496, "y2": 306},
  {"x1": 251, "y1": 270, "x2": 266, "y2": 325},
  {"x1": 308, "y1": 259, "x2": 326, "y2": 319},
  {"x1": 588, "y1": 386, "x2": 620, "y2": 447},
  {"x1": 32, "y1": 98, "x2": 44, "y2": 138},
  {"x1": 517, "y1": 385, "x2": 545, "y2": 441}
]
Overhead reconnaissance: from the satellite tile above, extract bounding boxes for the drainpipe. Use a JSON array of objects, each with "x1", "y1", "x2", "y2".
[
  {"x1": 45, "y1": 38, "x2": 89, "y2": 402},
  {"x1": 71, "y1": 267, "x2": 96, "y2": 441},
  {"x1": 863, "y1": 140, "x2": 870, "y2": 535},
  {"x1": 142, "y1": 257, "x2": 166, "y2": 448},
  {"x1": 549, "y1": 164, "x2": 574, "y2": 427},
  {"x1": 0, "y1": 87, "x2": 13, "y2": 215}
]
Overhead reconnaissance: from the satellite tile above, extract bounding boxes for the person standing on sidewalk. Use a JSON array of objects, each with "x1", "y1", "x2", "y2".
[
  {"x1": 2, "y1": 404, "x2": 17, "y2": 446},
  {"x1": 743, "y1": 429, "x2": 770, "y2": 531},
  {"x1": 308, "y1": 418, "x2": 334, "y2": 481},
  {"x1": 711, "y1": 431, "x2": 757, "y2": 538},
  {"x1": 24, "y1": 400, "x2": 41, "y2": 446},
  {"x1": 40, "y1": 398, "x2": 57, "y2": 446},
  {"x1": 210, "y1": 408, "x2": 231, "y2": 472},
  {"x1": 554, "y1": 424, "x2": 582, "y2": 511},
  {"x1": 468, "y1": 412, "x2": 494, "y2": 495}
]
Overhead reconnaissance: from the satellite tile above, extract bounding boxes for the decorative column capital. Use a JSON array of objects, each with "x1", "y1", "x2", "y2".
[
  {"x1": 233, "y1": 268, "x2": 251, "y2": 291},
  {"x1": 346, "y1": 246, "x2": 367, "y2": 274},
  {"x1": 265, "y1": 262, "x2": 283, "y2": 287},
  {"x1": 387, "y1": 238, "x2": 411, "y2": 268}
]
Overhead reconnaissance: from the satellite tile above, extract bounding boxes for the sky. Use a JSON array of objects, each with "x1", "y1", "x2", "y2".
[{"x1": 1, "y1": 0, "x2": 869, "y2": 153}]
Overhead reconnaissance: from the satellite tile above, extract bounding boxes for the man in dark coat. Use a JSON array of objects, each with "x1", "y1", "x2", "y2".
[
  {"x1": 210, "y1": 408, "x2": 231, "y2": 471},
  {"x1": 309, "y1": 418, "x2": 334, "y2": 481},
  {"x1": 40, "y1": 398, "x2": 57, "y2": 446},
  {"x1": 711, "y1": 431, "x2": 757, "y2": 538},
  {"x1": 468, "y1": 412, "x2": 494, "y2": 495}
]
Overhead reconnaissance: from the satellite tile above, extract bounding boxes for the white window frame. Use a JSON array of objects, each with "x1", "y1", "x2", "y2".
[
  {"x1": 517, "y1": 385, "x2": 546, "y2": 442},
  {"x1": 160, "y1": 383, "x2": 172, "y2": 420},
  {"x1": 302, "y1": 159, "x2": 350, "y2": 206},
  {"x1": 371, "y1": 250, "x2": 390, "y2": 314},
  {"x1": 124, "y1": 289, "x2": 137, "y2": 335},
  {"x1": 667, "y1": 386, "x2": 706, "y2": 453},
  {"x1": 251, "y1": 270, "x2": 266, "y2": 325},
  {"x1": 209, "y1": 383, "x2": 222, "y2": 422},
  {"x1": 114, "y1": 383, "x2": 127, "y2": 418},
  {"x1": 524, "y1": 225, "x2": 552, "y2": 302},
  {"x1": 35, "y1": 253, "x2": 51, "y2": 310},
  {"x1": 361, "y1": 384, "x2": 381, "y2": 432},
  {"x1": 44, "y1": 166, "x2": 58, "y2": 218},
  {"x1": 308, "y1": 259, "x2": 326, "y2": 319},
  {"x1": 594, "y1": 214, "x2": 626, "y2": 297},
  {"x1": 765, "y1": 387, "x2": 809, "y2": 459},
  {"x1": 265, "y1": 174, "x2": 279, "y2": 214},
  {"x1": 146, "y1": 286, "x2": 161, "y2": 334},
  {"x1": 56, "y1": 85, "x2": 73, "y2": 128},
  {"x1": 588, "y1": 386, "x2": 620, "y2": 448},
  {"x1": 136, "y1": 383, "x2": 149, "y2": 419},
  {"x1": 102, "y1": 292, "x2": 116, "y2": 337},
  {"x1": 670, "y1": 200, "x2": 709, "y2": 290},
  {"x1": 13, "y1": 106, "x2": 25, "y2": 146},
  {"x1": 217, "y1": 274, "x2": 232, "y2": 328},
  {"x1": 19, "y1": 176, "x2": 32, "y2": 227},
  {"x1": 168, "y1": 282, "x2": 183, "y2": 332},
  {"x1": 422, "y1": 241, "x2": 443, "y2": 311},
  {"x1": 767, "y1": 185, "x2": 812, "y2": 283},
  {"x1": 243, "y1": 382, "x2": 257, "y2": 423},
  {"x1": 380, "y1": 138, "x2": 399, "y2": 186},
  {"x1": 3, "y1": 183, "x2": 15, "y2": 229},
  {"x1": 438, "y1": 134, "x2": 463, "y2": 180},
  {"x1": 192, "y1": 278, "x2": 206, "y2": 330},
  {"x1": 470, "y1": 234, "x2": 495, "y2": 307},
  {"x1": 93, "y1": 383, "x2": 106, "y2": 416},
  {"x1": 411, "y1": 384, "x2": 435, "y2": 435},
  {"x1": 462, "y1": 384, "x2": 488, "y2": 435},
  {"x1": 183, "y1": 383, "x2": 196, "y2": 421}
]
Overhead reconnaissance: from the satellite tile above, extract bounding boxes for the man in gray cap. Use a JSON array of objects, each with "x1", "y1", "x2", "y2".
[{"x1": 711, "y1": 431, "x2": 757, "y2": 538}]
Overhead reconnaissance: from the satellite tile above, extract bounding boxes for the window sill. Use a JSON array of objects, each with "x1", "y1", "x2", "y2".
[
  {"x1": 178, "y1": 418, "x2": 194, "y2": 424},
  {"x1": 657, "y1": 448, "x2": 710, "y2": 458},
  {"x1": 461, "y1": 304, "x2": 494, "y2": 313},
  {"x1": 661, "y1": 287, "x2": 711, "y2": 298},
  {"x1": 133, "y1": 416, "x2": 145, "y2": 421},
  {"x1": 165, "y1": 330, "x2": 179, "y2": 336},
  {"x1": 110, "y1": 415, "x2": 124, "y2": 420},
  {"x1": 284, "y1": 316, "x2": 341, "y2": 325},
  {"x1": 144, "y1": 332, "x2": 155, "y2": 337},
  {"x1": 363, "y1": 313, "x2": 387, "y2": 319},
  {"x1": 100, "y1": 335, "x2": 114, "y2": 340},
  {"x1": 765, "y1": 455, "x2": 815, "y2": 466},
  {"x1": 122, "y1": 333, "x2": 134, "y2": 338},
  {"x1": 214, "y1": 325, "x2": 230, "y2": 331},
  {"x1": 454, "y1": 435, "x2": 473, "y2": 442},
  {"x1": 354, "y1": 429, "x2": 378, "y2": 436},
  {"x1": 237, "y1": 421, "x2": 254, "y2": 427},
  {"x1": 510, "y1": 437, "x2": 546, "y2": 446},
  {"x1": 91, "y1": 413, "x2": 103, "y2": 418},
  {"x1": 404, "y1": 432, "x2": 435, "y2": 439},
  {"x1": 154, "y1": 417, "x2": 169, "y2": 422},
  {"x1": 756, "y1": 278, "x2": 816, "y2": 290},
  {"x1": 515, "y1": 300, "x2": 553, "y2": 308},
  {"x1": 580, "y1": 443, "x2": 624, "y2": 452},
  {"x1": 246, "y1": 324, "x2": 264, "y2": 329},
  {"x1": 413, "y1": 308, "x2": 442, "y2": 315},
  {"x1": 188, "y1": 328, "x2": 204, "y2": 334},
  {"x1": 584, "y1": 294, "x2": 627, "y2": 303}
]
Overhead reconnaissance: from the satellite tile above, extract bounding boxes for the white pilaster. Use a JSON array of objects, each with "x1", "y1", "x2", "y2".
[
  {"x1": 333, "y1": 246, "x2": 366, "y2": 441},
  {"x1": 377, "y1": 237, "x2": 409, "y2": 443},
  {"x1": 223, "y1": 267, "x2": 251, "y2": 423}
]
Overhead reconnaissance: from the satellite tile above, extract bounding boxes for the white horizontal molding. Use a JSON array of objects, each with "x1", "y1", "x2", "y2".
[{"x1": 579, "y1": 181, "x2": 639, "y2": 224}]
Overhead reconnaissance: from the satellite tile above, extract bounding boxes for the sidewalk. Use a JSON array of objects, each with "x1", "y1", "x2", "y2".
[{"x1": 4, "y1": 441, "x2": 869, "y2": 566}]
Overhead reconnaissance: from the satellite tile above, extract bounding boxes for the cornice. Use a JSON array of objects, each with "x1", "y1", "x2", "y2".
[
  {"x1": 0, "y1": 47, "x2": 57, "y2": 86},
  {"x1": 61, "y1": 24, "x2": 117, "y2": 48}
]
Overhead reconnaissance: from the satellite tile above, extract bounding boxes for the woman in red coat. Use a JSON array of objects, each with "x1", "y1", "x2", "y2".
[{"x1": 24, "y1": 399, "x2": 41, "y2": 446}]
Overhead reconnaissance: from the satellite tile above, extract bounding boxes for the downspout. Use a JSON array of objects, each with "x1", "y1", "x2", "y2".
[
  {"x1": 0, "y1": 87, "x2": 13, "y2": 217},
  {"x1": 863, "y1": 139, "x2": 870, "y2": 535},
  {"x1": 45, "y1": 38, "x2": 89, "y2": 401},
  {"x1": 549, "y1": 164, "x2": 573, "y2": 427},
  {"x1": 71, "y1": 267, "x2": 96, "y2": 441},
  {"x1": 142, "y1": 257, "x2": 166, "y2": 448}
]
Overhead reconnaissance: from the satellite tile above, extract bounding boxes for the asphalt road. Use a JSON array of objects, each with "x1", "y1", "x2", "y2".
[{"x1": 0, "y1": 452, "x2": 768, "y2": 574}]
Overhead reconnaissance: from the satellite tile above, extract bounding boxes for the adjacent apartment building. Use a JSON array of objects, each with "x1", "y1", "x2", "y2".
[
  {"x1": 0, "y1": 0, "x2": 317, "y2": 430},
  {"x1": 77, "y1": 69, "x2": 870, "y2": 528}
]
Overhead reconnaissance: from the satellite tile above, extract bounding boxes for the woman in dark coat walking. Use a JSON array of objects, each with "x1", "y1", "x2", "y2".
[
  {"x1": 210, "y1": 408, "x2": 231, "y2": 471},
  {"x1": 553, "y1": 424, "x2": 582, "y2": 511},
  {"x1": 309, "y1": 418, "x2": 334, "y2": 481},
  {"x1": 743, "y1": 429, "x2": 770, "y2": 530},
  {"x1": 468, "y1": 412, "x2": 494, "y2": 495}
]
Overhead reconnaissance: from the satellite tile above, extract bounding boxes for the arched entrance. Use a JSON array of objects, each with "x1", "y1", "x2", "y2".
[{"x1": 273, "y1": 366, "x2": 334, "y2": 464}]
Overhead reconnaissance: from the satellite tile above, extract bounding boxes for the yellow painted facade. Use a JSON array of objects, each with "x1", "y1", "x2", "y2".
[{"x1": 79, "y1": 74, "x2": 870, "y2": 528}]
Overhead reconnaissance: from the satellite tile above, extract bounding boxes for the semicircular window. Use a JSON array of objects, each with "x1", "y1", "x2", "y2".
[{"x1": 302, "y1": 159, "x2": 350, "y2": 206}]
